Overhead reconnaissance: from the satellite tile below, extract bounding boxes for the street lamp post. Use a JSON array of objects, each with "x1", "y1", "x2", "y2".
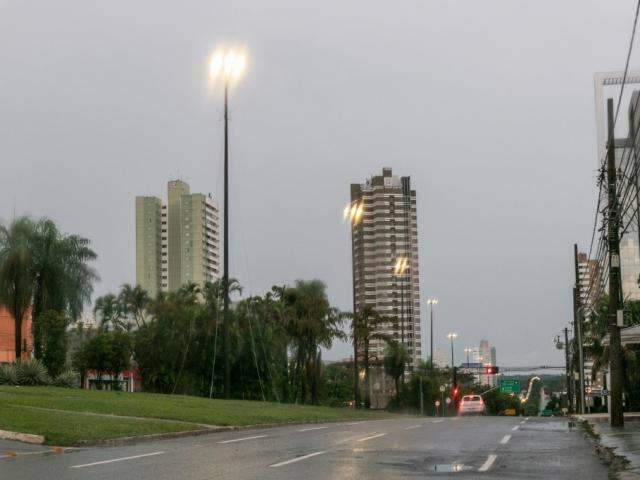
[
  {"x1": 344, "y1": 200, "x2": 364, "y2": 408},
  {"x1": 447, "y1": 332, "x2": 458, "y2": 369},
  {"x1": 447, "y1": 332, "x2": 458, "y2": 414},
  {"x1": 394, "y1": 257, "x2": 409, "y2": 381},
  {"x1": 394, "y1": 257, "x2": 410, "y2": 346},
  {"x1": 427, "y1": 298, "x2": 438, "y2": 370},
  {"x1": 209, "y1": 47, "x2": 247, "y2": 399}
]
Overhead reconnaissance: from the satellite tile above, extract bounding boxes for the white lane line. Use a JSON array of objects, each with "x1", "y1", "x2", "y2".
[
  {"x1": 478, "y1": 454, "x2": 497, "y2": 472},
  {"x1": 404, "y1": 424, "x2": 422, "y2": 430},
  {"x1": 356, "y1": 433, "x2": 387, "y2": 442},
  {"x1": 70, "y1": 452, "x2": 164, "y2": 469},
  {"x1": 511, "y1": 425, "x2": 519, "y2": 431},
  {"x1": 269, "y1": 451, "x2": 326, "y2": 467},
  {"x1": 500, "y1": 435, "x2": 511, "y2": 444},
  {"x1": 525, "y1": 417, "x2": 530, "y2": 421},
  {"x1": 433, "y1": 419, "x2": 444, "y2": 423},
  {"x1": 346, "y1": 421, "x2": 366, "y2": 426},
  {"x1": 218, "y1": 435, "x2": 268, "y2": 444},
  {"x1": 520, "y1": 420, "x2": 525, "y2": 424},
  {"x1": 298, "y1": 426, "x2": 328, "y2": 432}
]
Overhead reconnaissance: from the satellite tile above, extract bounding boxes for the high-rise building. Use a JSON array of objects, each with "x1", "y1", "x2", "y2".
[
  {"x1": 593, "y1": 76, "x2": 640, "y2": 302},
  {"x1": 478, "y1": 339, "x2": 497, "y2": 386},
  {"x1": 136, "y1": 180, "x2": 220, "y2": 295},
  {"x1": 577, "y1": 252, "x2": 604, "y2": 309},
  {"x1": 136, "y1": 196, "x2": 163, "y2": 298},
  {"x1": 350, "y1": 167, "x2": 421, "y2": 371}
]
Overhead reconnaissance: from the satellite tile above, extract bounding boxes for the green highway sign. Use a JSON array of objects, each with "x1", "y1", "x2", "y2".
[{"x1": 500, "y1": 379, "x2": 521, "y2": 394}]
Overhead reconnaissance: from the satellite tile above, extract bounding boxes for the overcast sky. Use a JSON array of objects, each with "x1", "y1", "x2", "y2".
[{"x1": 0, "y1": 1, "x2": 637, "y2": 367}]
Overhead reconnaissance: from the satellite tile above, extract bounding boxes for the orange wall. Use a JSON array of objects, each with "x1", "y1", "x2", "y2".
[{"x1": 0, "y1": 306, "x2": 32, "y2": 362}]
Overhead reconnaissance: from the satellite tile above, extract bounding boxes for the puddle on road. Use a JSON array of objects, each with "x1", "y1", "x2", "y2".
[
  {"x1": 524, "y1": 420, "x2": 574, "y2": 432},
  {"x1": 432, "y1": 464, "x2": 473, "y2": 472}
]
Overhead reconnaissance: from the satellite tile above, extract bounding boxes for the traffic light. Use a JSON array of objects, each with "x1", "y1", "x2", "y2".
[{"x1": 485, "y1": 366, "x2": 499, "y2": 375}]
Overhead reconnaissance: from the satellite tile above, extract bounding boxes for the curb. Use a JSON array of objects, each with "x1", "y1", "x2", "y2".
[
  {"x1": 0, "y1": 429, "x2": 45, "y2": 445},
  {"x1": 573, "y1": 416, "x2": 635, "y2": 479}
]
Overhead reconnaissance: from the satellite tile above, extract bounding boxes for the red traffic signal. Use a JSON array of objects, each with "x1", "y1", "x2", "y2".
[{"x1": 485, "y1": 366, "x2": 499, "y2": 375}]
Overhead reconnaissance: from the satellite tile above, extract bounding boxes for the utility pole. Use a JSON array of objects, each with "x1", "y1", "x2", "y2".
[
  {"x1": 563, "y1": 327, "x2": 573, "y2": 414},
  {"x1": 573, "y1": 245, "x2": 586, "y2": 415},
  {"x1": 606, "y1": 98, "x2": 625, "y2": 428}
]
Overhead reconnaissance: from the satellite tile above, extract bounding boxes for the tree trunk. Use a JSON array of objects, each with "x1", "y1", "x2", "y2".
[
  {"x1": 395, "y1": 376, "x2": 401, "y2": 406},
  {"x1": 364, "y1": 339, "x2": 371, "y2": 409},
  {"x1": 13, "y1": 299, "x2": 23, "y2": 361}
]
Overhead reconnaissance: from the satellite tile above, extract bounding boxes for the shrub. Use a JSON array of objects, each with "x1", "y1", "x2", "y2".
[
  {"x1": 0, "y1": 363, "x2": 19, "y2": 385},
  {"x1": 53, "y1": 369, "x2": 79, "y2": 388},
  {"x1": 16, "y1": 359, "x2": 51, "y2": 386}
]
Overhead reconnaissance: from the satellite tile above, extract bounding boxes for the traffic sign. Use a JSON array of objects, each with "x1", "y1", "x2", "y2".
[
  {"x1": 439, "y1": 385, "x2": 446, "y2": 392},
  {"x1": 445, "y1": 397, "x2": 451, "y2": 405},
  {"x1": 500, "y1": 379, "x2": 521, "y2": 394},
  {"x1": 435, "y1": 400, "x2": 441, "y2": 407}
]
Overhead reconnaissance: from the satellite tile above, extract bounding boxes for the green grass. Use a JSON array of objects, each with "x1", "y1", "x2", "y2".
[
  {"x1": 0, "y1": 406, "x2": 199, "y2": 446},
  {"x1": 0, "y1": 386, "x2": 390, "y2": 445}
]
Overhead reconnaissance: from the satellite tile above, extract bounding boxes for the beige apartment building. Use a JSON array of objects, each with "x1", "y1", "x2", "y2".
[
  {"x1": 350, "y1": 167, "x2": 422, "y2": 372},
  {"x1": 136, "y1": 180, "x2": 220, "y2": 297}
]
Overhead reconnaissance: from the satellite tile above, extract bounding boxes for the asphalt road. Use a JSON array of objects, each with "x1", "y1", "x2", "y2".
[{"x1": 0, "y1": 416, "x2": 608, "y2": 479}]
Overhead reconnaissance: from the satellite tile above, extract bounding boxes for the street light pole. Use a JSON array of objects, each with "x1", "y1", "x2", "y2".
[
  {"x1": 427, "y1": 298, "x2": 438, "y2": 370},
  {"x1": 209, "y1": 48, "x2": 247, "y2": 399},
  {"x1": 447, "y1": 332, "x2": 457, "y2": 369},
  {"x1": 344, "y1": 200, "x2": 364, "y2": 408},
  {"x1": 222, "y1": 79, "x2": 231, "y2": 399}
]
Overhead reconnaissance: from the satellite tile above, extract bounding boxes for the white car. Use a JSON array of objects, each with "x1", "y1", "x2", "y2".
[{"x1": 458, "y1": 395, "x2": 486, "y2": 416}]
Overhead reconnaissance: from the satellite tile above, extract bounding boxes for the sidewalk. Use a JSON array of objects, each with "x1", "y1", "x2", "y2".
[{"x1": 577, "y1": 413, "x2": 640, "y2": 479}]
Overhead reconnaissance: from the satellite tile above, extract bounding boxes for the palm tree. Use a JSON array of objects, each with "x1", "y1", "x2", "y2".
[
  {"x1": 31, "y1": 218, "x2": 97, "y2": 356},
  {"x1": 346, "y1": 306, "x2": 389, "y2": 409},
  {"x1": 0, "y1": 217, "x2": 36, "y2": 359},
  {"x1": 94, "y1": 294, "x2": 127, "y2": 331},
  {"x1": 118, "y1": 284, "x2": 150, "y2": 328},
  {"x1": 278, "y1": 280, "x2": 344, "y2": 404},
  {"x1": 384, "y1": 340, "x2": 408, "y2": 406}
]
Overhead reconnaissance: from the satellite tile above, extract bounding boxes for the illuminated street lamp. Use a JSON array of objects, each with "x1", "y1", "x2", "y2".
[
  {"x1": 427, "y1": 298, "x2": 438, "y2": 369},
  {"x1": 209, "y1": 46, "x2": 247, "y2": 399},
  {"x1": 464, "y1": 347, "x2": 472, "y2": 366},
  {"x1": 394, "y1": 257, "x2": 410, "y2": 345},
  {"x1": 344, "y1": 199, "x2": 364, "y2": 407},
  {"x1": 446, "y1": 332, "x2": 458, "y2": 369}
]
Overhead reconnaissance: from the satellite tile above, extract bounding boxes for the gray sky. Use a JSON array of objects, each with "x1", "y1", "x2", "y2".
[{"x1": 0, "y1": 0, "x2": 636, "y2": 367}]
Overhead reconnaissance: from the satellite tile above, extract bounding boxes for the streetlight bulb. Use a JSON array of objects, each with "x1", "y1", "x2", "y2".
[
  {"x1": 209, "y1": 47, "x2": 248, "y2": 83},
  {"x1": 447, "y1": 332, "x2": 458, "y2": 340}
]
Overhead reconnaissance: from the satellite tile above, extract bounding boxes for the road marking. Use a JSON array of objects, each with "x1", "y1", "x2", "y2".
[
  {"x1": 500, "y1": 435, "x2": 511, "y2": 444},
  {"x1": 356, "y1": 433, "x2": 387, "y2": 442},
  {"x1": 520, "y1": 420, "x2": 525, "y2": 424},
  {"x1": 298, "y1": 426, "x2": 328, "y2": 432},
  {"x1": 433, "y1": 419, "x2": 444, "y2": 423},
  {"x1": 70, "y1": 452, "x2": 164, "y2": 469},
  {"x1": 511, "y1": 425, "x2": 519, "y2": 431},
  {"x1": 218, "y1": 435, "x2": 268, "y2": 444},
  {"x1": 478, "y1": 454, "x2": 497, "y2": 472},
  {"x1": 269, "y1": 451, "x2": 326, "y2": 467},
  {"x1": 346, "y1": 421, "x2": 366, "y2": 426},
  {"x1": 525, "y1": 417, "x2": 530, "y2": 421},
  {"x1": 404, "y1": 424, "x2": 423, "y2": 430}
]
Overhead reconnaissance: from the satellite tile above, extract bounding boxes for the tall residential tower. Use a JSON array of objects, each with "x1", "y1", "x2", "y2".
[
  {"x1": 350, "y1": 167, "x2": 422, "y2": 371},
  {"x1": 136, "y1": 180, "x2": 220, "y2": 296}
]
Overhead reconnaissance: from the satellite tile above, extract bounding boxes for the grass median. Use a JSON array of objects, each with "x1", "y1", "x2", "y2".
[{"x1": 0, "y1": 386, "x2": 391, "y2": 446}]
